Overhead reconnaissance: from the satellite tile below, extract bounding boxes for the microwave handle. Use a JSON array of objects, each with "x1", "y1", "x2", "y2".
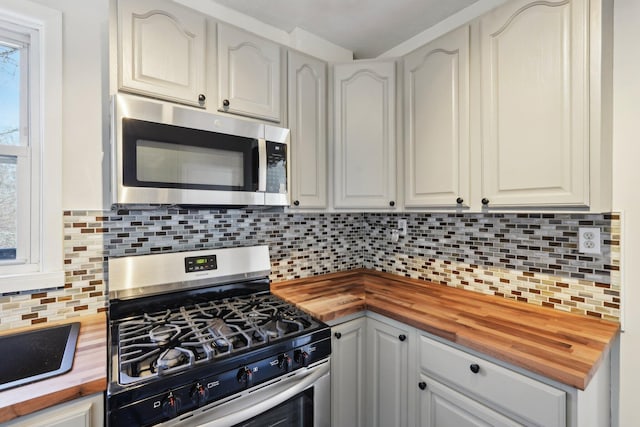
[{"x1": 258, "y1": 138, "x2": 267, "y2": 192}]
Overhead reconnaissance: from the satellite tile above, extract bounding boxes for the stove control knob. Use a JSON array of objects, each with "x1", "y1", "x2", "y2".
[
  {"x1": 294, "y1": 349, "x2": 309, "y2": 367},
  {"x1": 162, "y1": 392, "x2": 179, "y2": 418},
  {"x1": 278, "y1": 353, "x2": 292, "y2": 372},
  {"x1": 190, "y1": 382, "x2": 209, "y2": 406},
  {"x1": 237, "y1": 367, "x2": 253, "y2": 387}
]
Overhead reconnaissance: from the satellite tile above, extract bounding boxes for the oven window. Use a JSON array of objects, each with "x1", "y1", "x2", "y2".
[
  {"x1": 233, "y1": 388, "x2": 314, "y2": 427},
  {"x1": 136, "y1": 140, "x2": 244, "y2": 187}
]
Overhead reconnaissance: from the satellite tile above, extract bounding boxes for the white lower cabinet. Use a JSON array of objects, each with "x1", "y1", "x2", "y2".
[
  {"x1": 331, "y1": 317, "x2": 366, "y2": 427},
  {"x1": 4, "y1": 393, "x2": 104, "y2": 427},
  {"x1": 366, "y1": 316, "x2": 414, "y2": 427},
  {"x1": 331, "y1": 313, "x2": 613, "y2": 427},
  {"x1": 417, "y1": 334, "x2": 566, "y2": 427},
  {"x1": 331, "y1": 314, "x2": 415, "y2": 427},
  {"x1": 418, "y1": 374, "x2": 521, "y2": 427}
]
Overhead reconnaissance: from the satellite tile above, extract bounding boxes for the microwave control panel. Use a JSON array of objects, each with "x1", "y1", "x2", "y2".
[{"x1": 266, "y1": 143, "x2": 287, "y2": 194}]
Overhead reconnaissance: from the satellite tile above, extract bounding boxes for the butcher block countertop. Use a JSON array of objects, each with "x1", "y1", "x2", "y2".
[
  {"x1": 271, "y1": 269, "x2": 620, "y2": 390},
  {"x1": 0, "y1": 313, "x2": 107, "y2": 423}
]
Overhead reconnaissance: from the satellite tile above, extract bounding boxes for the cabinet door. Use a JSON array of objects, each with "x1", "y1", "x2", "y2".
[
  {"x1": 404, "y1": 25, "x2": 470, "y2": 207},
  {"x1": 417, "y1": 375, "x2": 520, "y2": 427},
  {"x1": 218, "y1": 24, "x2": 281, "y2": 122},
  {"x1": 419, "y1": 333, "x2": 565, "y2": 427},
  {"x1": 479, "y1": 0, "x2": 589, "y2": 207},
  {"x1": 366, "y1": 317, "x2": 410, "y2": 427},
  {"x1": 288, "y1": 51, "x2": 327, "y2": 208},
  {"x1": 334, "y1": 61, "x2": 396, "y2": 209},
  {"x1": 4, "y1": 393, "x2": 104, "y2": 427},
  {"x1": 331, "y1": 317, "x2": 366, "y2": 427},
  {"x1": 118, "y1": 0, "x2": 206, "y2": 107}
]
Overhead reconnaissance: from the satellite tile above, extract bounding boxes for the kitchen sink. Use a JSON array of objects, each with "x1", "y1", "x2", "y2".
[{"x1": 0, "y1": 322, "x2": 80, "y2": 392}]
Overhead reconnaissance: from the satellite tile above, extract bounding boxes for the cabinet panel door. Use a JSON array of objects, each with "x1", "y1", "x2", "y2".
[
  {"x1": 331, "y1": 318, "x2": 366, "y2": 427},
  {"x1": 419, "y1": 334, "x2": 566, "y2": 427},
  {"x1": 5, "y1": 393, "x2": 104, "y2": 427},
  {"x1": 334, "y1": 61, "x2": 396, "y2": 208},
  {"x1": 404, "y1": 25, "x2": 470, "y2": 207},
  {"x1": 218, "y1": 24, "x2": 281, "y2": 122},
  {"x1": 118, "y1": 0, "x2": 206, "y2": 107},
  {"x1": 366, "y1": 317, "x2": 409, "y2": 427},
  {"x1": 288, "y1": 51, "x2": 327, "y2": 208},
  {"x1": 480, "y1": 0, "x2": 589, "y2": 206},
  {"x1": 418, "y1": 375, "x2": 521, "y2": 427}
]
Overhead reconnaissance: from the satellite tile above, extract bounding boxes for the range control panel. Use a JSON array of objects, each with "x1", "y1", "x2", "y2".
[{"x1": 184, "y1": 255, "x2": 217, "y2": 273}]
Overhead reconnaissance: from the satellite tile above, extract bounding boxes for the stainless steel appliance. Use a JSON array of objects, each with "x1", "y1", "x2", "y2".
[
  {"x1": 106, "y1": 246, "x2": 330, "y2": 426},
  {"x1": 111, "y1": 94, "x2": 290, "y2": 207}
]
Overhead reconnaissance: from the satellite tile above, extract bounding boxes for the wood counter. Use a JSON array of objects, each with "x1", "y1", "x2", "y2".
[
  {"x1": 0, "y1": 313, "x2": 107, "y2": 423},
  {"x1": 271, "y1": 269, "x2": 620, "y2": 390}
]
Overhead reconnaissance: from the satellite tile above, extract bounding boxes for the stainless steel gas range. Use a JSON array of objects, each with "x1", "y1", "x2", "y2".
[{"x1": 106, "y1": 246, "x2": 331, "y2": 427}]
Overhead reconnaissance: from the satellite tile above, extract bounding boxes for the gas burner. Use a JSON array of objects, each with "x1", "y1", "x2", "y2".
[
  {"x1": 261, "y1": 316, "x2": 304, "y2": 339},
  {"x1": 207, "y1": 318, "x2": 234, "y2": 349},
  {"x1": 262, "y1": 319, "x2": 286, "y2": 338},
  {"x1": 149, "y1": 324, "x2": 181, "y2": 344},
  {"x1": 155, "y1": 348, "x2": 187, "y2": 370}
]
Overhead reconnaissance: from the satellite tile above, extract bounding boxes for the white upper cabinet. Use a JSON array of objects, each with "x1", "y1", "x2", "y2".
[
  {"x1": 478, "y1": 0, "x2": 589, "y2": 207},
  {"x1": 404, "y1": 25, "x2": 470, "y2": 208},
  {"x1": 288, "y1": 51, "x2": 327, "y2": 209},
  {"x1": 217, "y1": 24, "x2": 282, "y2": 122},
  {"x1": 334, "y1": 60, "x2": 396, "y2": 209},
  {"x1": 118, "y1": 0, "x2": 207, "y2": 107}
]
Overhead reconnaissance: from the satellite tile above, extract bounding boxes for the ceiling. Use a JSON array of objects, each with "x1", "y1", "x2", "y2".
[{"x1": 209, "y1": 0, "x2": 480, "y2": 59}]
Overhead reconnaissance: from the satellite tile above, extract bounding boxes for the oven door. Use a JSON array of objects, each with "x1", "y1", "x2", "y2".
[{"x1": 160, "y1": 359, "x2": 330, "y2": 427}]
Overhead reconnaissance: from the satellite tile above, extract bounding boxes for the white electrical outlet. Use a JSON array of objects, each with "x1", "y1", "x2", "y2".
[
  {"x1": 578, "y1": 227, "x2": 601, "y2": 254},
  {"x1": 398, "y1": 219, "x2": 407, "y2": 237}
]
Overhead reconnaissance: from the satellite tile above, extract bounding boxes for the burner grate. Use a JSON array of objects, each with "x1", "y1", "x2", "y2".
[{"x1": 116, "y1": 293, "x2": 318, "y2": 385}]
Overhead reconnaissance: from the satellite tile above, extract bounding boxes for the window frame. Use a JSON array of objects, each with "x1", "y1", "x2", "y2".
[
  {"x1": 0, "y1": 0, "x2": 62, "y2": 292},
  {"x1": 0, "y1": 25, "x2": 33, "y2": 269}
]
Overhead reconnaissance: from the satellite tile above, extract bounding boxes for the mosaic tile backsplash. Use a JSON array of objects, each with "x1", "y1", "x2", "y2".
[
  {"x1": 365, "y1": 213, "x2": 620, "y2": 322},
  {"x1": 0, "y1": 209, "x2": 621, "y2": 330}
]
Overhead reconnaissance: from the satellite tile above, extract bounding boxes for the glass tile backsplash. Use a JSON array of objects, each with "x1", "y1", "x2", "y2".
[{"x1": 0, "y1": 209, "x2": 620, "y2": 330}]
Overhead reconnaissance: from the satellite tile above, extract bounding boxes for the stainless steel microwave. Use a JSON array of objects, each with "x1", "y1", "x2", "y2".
[{"x1": 111, "y1": 94, "x2": 289, "y2": 207}]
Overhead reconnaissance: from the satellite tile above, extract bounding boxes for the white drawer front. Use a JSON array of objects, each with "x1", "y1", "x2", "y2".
[{"x1": 419, "y1": 335, "x2": 565, "y2": 427}]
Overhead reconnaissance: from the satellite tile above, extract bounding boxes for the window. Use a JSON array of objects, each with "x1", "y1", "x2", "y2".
[
  {"x1": 0, "y1": 28, "x2": 28, "y2": 264},
  {"x1": 0, "y1": 0, "x2": 62, "y2": 292}
]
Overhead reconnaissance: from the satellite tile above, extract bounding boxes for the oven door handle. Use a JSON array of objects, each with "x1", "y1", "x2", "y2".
[{"x1": 196, "y1": 361, "x2": 329, "y2": 427}]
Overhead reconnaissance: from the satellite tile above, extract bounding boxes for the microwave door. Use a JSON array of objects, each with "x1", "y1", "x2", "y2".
[{"x1": 116, "y1": 117, "x2": 265, "y2": 206}]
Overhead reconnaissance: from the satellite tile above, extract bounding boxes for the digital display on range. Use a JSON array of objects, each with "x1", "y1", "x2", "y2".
[{"x1": 184, "y1": 255, "x2": 217, "y2": 273}]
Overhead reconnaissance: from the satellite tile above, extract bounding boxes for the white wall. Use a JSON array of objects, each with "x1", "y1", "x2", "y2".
[
  {"x1": 27, "y1": 0, "x2": 110, "y2": 210},
  {"x1": 612, "y1": 0, "x2": 640, "y2": 425}
]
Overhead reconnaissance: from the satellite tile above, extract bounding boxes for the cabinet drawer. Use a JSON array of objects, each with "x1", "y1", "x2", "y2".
[{"x1": 419, "y1": 335, "x2": 565, "y2": 427}]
